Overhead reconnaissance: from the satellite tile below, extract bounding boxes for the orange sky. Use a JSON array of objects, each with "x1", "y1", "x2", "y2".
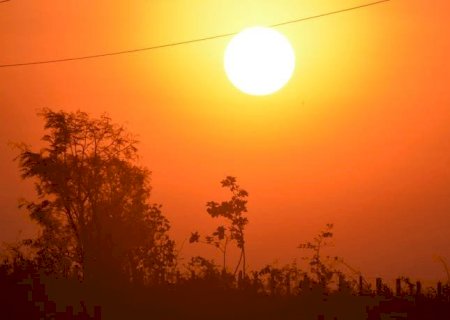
[{"x1": 1, "y1": 0, "x2": 450, "y2": 282}]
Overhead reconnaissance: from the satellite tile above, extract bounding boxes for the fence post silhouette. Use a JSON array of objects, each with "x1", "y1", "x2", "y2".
[
  {"x1": 437, "y1": 281, "x2": 442, "y2": 298},
  {"x1": 66, "y1": 305, "x2": 74, "y2": 318},
  {"x1": 376, "y1": 277, "x2": 382, "y2": 295},
  {"x1": 286, "y1": 273, "x2": 291, "y2": 295},
  {"x1": 395, "y1": 278, "x2": 401, "y2": 296},
  {"x1": 252, "y1": 272, "x2": 260, "y2": 292},
  {"x1": 94, "y1": 306, "x2": 101, "y2": 320},
  {"x1": 270, "y1": 272, "x2": 275, "y2": 295},
  {"x1": 408, "y1": 282, "x2": 414, "y2": 296},
  {"x1": 358, "y1": 275, "x2": 363, "y2": 295},
  {"x1": 416, "y1": 281, "x2": 421, "y2": 296},
  {"x1": 338, "y1": 274, "x2": 344, "y2": 292}
]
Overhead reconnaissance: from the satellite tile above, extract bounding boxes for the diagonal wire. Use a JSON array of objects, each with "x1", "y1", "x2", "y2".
[
  {"x1": 270, "y1": 0, "x2": 390, "y2": 27},
  {"x1": 0, "y1": 0, "x2": 391, "y2": 68}
]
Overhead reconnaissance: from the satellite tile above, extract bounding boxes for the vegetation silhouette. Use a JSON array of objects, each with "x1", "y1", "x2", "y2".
[
  {"x1": 15, "y1": 109, "x2": 176, "y2": 284},
  {"x1": 1, "y1": 109, "x2": 449, "y2": 319},
  {"x1": 190, "y1": 176, "x2": 249, "y2": 278}
]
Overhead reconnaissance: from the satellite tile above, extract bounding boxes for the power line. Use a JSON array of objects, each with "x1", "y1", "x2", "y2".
[
  {"x1": 0, "y1": 0, "x2": 391, "y2": 68},
  {"x1": 0, "y1": 0, "x2": 12, "y2": 4},
  {"x1": 270, "y1": 0, "x2": 390, "y2": 27}
]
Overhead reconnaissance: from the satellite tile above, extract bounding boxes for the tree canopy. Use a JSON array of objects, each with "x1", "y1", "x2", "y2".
[{"x1": 16, "y1": 109, "x2": 175, "y2": 283}]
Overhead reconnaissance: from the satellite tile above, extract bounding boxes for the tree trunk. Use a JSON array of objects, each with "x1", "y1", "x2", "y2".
[
  {"x1": 233, "y1": 250, "x2": 243, "y2": 276},
  {"x1": 242, "y1": 246, "x2": 246, "y2": 279}
]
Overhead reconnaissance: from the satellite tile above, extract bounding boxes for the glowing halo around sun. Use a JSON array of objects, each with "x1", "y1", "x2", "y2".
[{"x1": 224, "y1": 27, "x2": 296, "y2": 96}]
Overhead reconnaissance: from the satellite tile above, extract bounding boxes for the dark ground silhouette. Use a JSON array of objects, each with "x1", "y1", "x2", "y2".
[{"x1": 1, "y1": 262, "x2": 449, "y2": 320}]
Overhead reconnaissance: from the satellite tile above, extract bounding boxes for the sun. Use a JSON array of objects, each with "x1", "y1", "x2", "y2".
[{"x1": 224, "y1": 27, "x2": 296, "y2": 96}]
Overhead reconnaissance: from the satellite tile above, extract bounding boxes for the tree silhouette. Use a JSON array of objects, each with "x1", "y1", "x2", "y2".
[
  {"x1": 15, "y1": 109, "x2": 175, "y2": 283},
  {"x1": 298, "y1": 223, "x2": 338, "y2": 290},
  {"x1": 189, "y1": 225, "x2": 230, "y2": 273},
  {"x1": 205, "y1": 176, "x2": 249, "y2": 278}
]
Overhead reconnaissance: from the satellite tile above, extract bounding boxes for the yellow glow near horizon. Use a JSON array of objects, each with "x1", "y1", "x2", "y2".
[{"x1": 224, "y1": 27, "x2": 296, "y2": 96}]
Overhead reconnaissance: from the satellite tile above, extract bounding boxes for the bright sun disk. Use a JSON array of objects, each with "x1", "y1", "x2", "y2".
[{"x1": 224, "y1": 26, "x2": 296, "y2": 96}]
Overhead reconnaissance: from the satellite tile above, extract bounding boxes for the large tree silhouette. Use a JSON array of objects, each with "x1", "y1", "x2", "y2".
[{"x1": 16, "y1": 109, "x2": 175, "y2": 283}]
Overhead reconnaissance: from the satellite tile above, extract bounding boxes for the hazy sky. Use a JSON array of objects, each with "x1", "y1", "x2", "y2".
[{"x1": 1, "y1": 0, "x2": 449, "y2": 282}]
